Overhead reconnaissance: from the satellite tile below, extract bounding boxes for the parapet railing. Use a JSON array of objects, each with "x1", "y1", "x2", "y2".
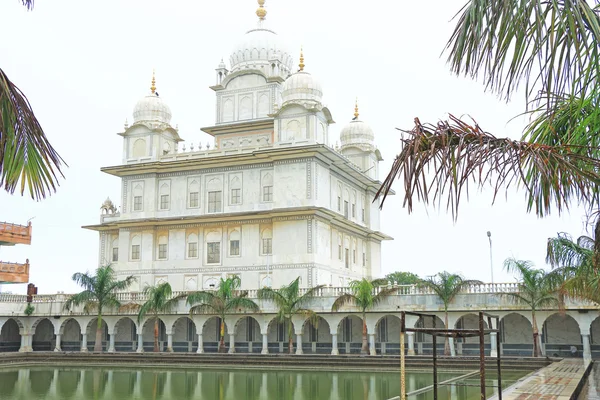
[{"x1": 0, "y1": 222, "x2": 32, "y2": 244}]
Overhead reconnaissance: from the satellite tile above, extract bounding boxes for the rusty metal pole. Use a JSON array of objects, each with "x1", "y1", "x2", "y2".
[
  {"x1": 400, "y1": 312, "x2": 406, "y2": 400},
  {"x1": 479, "y1": 312, "x2": 486, "y2": 399}
]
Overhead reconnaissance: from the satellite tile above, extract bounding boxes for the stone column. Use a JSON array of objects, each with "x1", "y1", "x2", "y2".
[
  {"x1": 108, "y1": 333, "x2": 115, "y2": 353},
  {"x1": 81, "y1": 333, "x2": 88, "y2": 352},
  {"x1": 448, "y1": 337, "x2": 456, "y2": 357},
  {"x1": 261, "y1": 332, "x2": 269, "y2": 354},
  {"x1": 167, "y1": 333, "x2": 173, "y2": 352},
  {"x1": 369, "y1": 334, "x2": 376, "y2": 356},
  {"x1": 331, "y1": 333, "x2": 339, "y2": 355},
  {"x1": 490, "y1": 332, "x2": 498, "y2": 357},
  {"x1": 19, "y1": 333, "x2": 32, "y2": 352},
  {"x1": 296, "y1": 333, "x2": 303, "y2": 355},
  {"x1": 582, "y1": 334, "x2": 592, "y2": 360},
  {"x1": 136, "y1": 334, "x2": 144, "y2": 353},
  {"x1": 54, "y1": 333, "x2": 62, "y2": 352},
  {"x1": 407, "y1": 332, "x2": 415, "y2": 355},
  {"x1": 196, "y1": 333, "x2": 204, "y2": 354},
  {"x1": 228, "y1": 331, "x2": 236, "y2": 354}
]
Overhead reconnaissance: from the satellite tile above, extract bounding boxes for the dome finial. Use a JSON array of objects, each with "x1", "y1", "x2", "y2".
[
  {"x1": 150, "y1": 69, "x2": 156, "y2": 94},
  {"x1": 354, "y1": 98, "x2": 359, "y2": 120},
  {"x1": 256, "y1": 0, "x2": 267, "y2": 20},
  {"x1": 299, "y1": 46, "x2": 305, "y2": 71}
]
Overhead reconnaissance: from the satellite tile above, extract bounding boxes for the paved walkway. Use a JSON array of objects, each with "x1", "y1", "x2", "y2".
[{"x1": 496, "y1": 359, "x2": 592, "y2": 400}]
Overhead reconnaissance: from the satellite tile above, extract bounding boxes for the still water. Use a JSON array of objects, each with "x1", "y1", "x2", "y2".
[{"x1": 0, "y1": 366, "x2": 526, "y2": 400}]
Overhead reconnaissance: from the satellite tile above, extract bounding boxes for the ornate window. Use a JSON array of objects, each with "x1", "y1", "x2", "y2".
[
  {"x1": 206, "y1": 231, "x2": 222, "y2": 264},
  {"x1": 188, "y1": 179, "x2": 200, "y2": 208},
  {"x1": 230, "y1": 176, "x2": 242, "y2": 205},
  {"x1": 229, "y1": 230, "x2": 241, "y2": 256},
  {"x1": 208, "y1": 191, "x2": 222, "y2": 213},
  {"x1": 158, "y1": 235, "x2": 168, "y2": 260},
  {"x1": 187, "y1": 233, "x2": 198, "y2": 259},
  {"x1": 337, "y1": 234, "x2": 342, "y2": 260},
  {"x1": 133, "y1": 184, "x2": 143, "y2": 212},
  {"x1": 261, "y1": 228, "x2": 273, "y2": 255},
  {"x1": 262, "y1": 173, "x2": 273, "y2": 202},
  {"x1": 111, "y1": 239, "x2": 118, "y2": 262},
  {"x1": 159, "y1": 182, "x2": 170, "y2": 210},
  {"x1": 131, "y1": 235, "x2": 141, "y2": 261}
]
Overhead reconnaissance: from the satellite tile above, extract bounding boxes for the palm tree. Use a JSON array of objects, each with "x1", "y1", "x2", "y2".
[
  {"x1": 419, "y1": 272, "x2": 482, "y2": 356},
  {"x1": 1, "y1": 0, "x2": 65, "y2": 200},
  {"x1": 331, "y1": 278, "x2": 399, "y2": 355},
  {"x1": 137, "y1": 282, "x2": 185, "y2": 352},
  {"x1": 376, "y1": 1, "x2": 600, "y2": 224},
  {"x1": 257, "y1": 277, "x2": 325, "y2": 354},
  {"x1": 186, "y1": 276, "x2": 259, "y2": 353},
  {"x1": 63, "y1": 265, "x2": 135, "y2": 352},
  {"x1": 547, "y1": 231, "x2": 600, "y2": 305},
  {"x1": 503, "y1": 258, "x2": 560, "y2": 357}
]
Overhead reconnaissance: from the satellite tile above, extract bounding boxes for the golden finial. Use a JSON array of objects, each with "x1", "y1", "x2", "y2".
[
  {"x1": 150, "y1": 70, "x2": 156, "y2": 94},
  {"x1": 354, "y1": 98, "x2": 359, "y2": 119},
  {"x1": 299, "y1": 47, "x2": 305, "y2": 71},
  {"x1": 256, "y1": 0, "x2": 267, "y2": 20}
]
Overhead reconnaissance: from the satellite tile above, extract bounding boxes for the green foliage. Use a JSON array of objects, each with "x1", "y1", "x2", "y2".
[
  {"x1": 187, "y1": 275, "x2": 259, "y2": 318},
  {"x1": 331, "y1": 278, "x2": 396, "y2": 313},
  {"x1": 385, "y1": 271, "x2": 420, "y2": 285},
  {"x1": 502, "y1": 258, "x2": 560, "y2": 310},
  {"x1": 24, "y1": 303, "x2": 34, "y2": 316},
  {"x1": 419, "y1": 272, "x2": 482, "y2": 312},
  {"x1": 137, "y1": 282, "x2": 184, "y2": 323}
]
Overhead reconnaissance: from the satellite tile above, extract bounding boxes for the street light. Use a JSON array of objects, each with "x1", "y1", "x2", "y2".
[{"x1": 487, "y1": 231, "x2": 494, "y2": 284}]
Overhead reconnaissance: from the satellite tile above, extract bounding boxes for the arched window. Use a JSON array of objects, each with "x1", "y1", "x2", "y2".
[
  {"x1": 159, "y1": 183, "x2": 170, "y2": 210},
  {"x1": 188, "y1": 179, "x2": 200, "y2": 208},
  {"x1": 222, "y1": 99, "x2": 234, "y2": 122},
  {"x1": 187, "y1": 233, "x2": 198, "y2": 259},
  {"x1": 111, "y1": 239, "x2": 119, "y2": 262},
  {"x1": 239, "y1": 96, "x2": 252, "y2": 120},
  {"x1": 206, "y1": 231, "x2": 221, "y2": 264},
  {"x1": 230, "y1": 177, "x2": 242, "y2": 205},
  {"x1": 344, "y1": 237, "x2": 350, "y2": 269},
  {"x1": 337, "y1": 183, "x2": 342, "y2": 212},
  {"x1": 207, "y1": 178, "x2": 222, "y2": 213},
  {"x1": 262, "y1": 173, "x2": 273, "y2": 202},
  {"x1": 132, "y1": 138, "x2": 146, "y2": 158},
  {"x1": 204, "y1": 277, "x2": 218, "y2": 289},
  {"x1": 131, "y1": 235, "x2": 141, "y2": 261},
  {"x1": 261, "y1": 228, "x2": 273, "y2": 255},
  {"x1": 133, "y1": 184, "x2": 143, "y2": 212},
  {"x1": 352, "y1": 238, "x2": 358, "y2": 264},
  {"x1": 229, "y1": 229, "x2": 241, "y2": 256},
  {"x1": 352, "y1": 191, "x2": 357, "y2": 219},
  {"x1": 344, "y1": 189, "x2": 350, "y2": 218},
  {"x1": 258, "y1": 93, "x2": 269, "y2": 117},
  {"x1": 337, "y1": 234, "x2": 343, "y2": 260},
  {"x1": 157, "y1": 235, "x2": 168, "y2": 260}
]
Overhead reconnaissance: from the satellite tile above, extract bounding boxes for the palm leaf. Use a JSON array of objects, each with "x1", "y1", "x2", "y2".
[
  {"x1": 376, "y1": 115, "x2": 600, "y2": 219},
  {"x1": 189, "y1": 303, "x2": 218, "y2": 315},
  {"x1": 0, "y1": 68, "x2": 65, "y2": 200},
  {"x1": 331, "y1": 294, "x2": 357, "y2": 312},
  {"x1": 225, "y1": 297, "x2": 259, "y2": 313}
]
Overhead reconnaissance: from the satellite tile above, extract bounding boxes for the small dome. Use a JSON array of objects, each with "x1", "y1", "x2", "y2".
[
  {"x1": 281, "y1": 71, "x2": 323, "y2": 106},
  {"x1": 218, "y1": 58, "x2": 227, "y2": 69},
  {"x1": 340, "y1": 120, "x2": 375, "y2": 152},
  {"x1": 133, "y1": 94, "x2": 172, "y2": 125},
  {"x1": 229, "y1": 28, "x2": 294, "y2": 74}
]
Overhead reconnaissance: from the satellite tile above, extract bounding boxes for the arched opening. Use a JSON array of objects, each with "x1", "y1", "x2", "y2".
[
  {"x1": 170, "y1": 370, "x2": 199, "y2": 400},
  {"x1": 455, "y1": 314, "x2": 489, "y2": 355},
  {"x1": 414, "y1": 315, "x2": 445, "y2": 355},
  {"x1": 86, "y1": 318, "x2": 109, "y2": 352},
  {"x1": 302, "y1": 317, "x2": 332, "y2": 354},
  {"x1": 56, "y1": 370, "x2": 80, "y2": 400},
  {"x1": 202, "y1": 317, "x2": 228, "y2": 353},
  {"x1": 267, "y1": 317, "x2": 294, "y2": 354},
  {"x1": 591, "y1": 316, "x2": 600, "y2": 359},
  {"x1": 142, "y1": 318, "x2": 166, "y2": 352},
  {"x1": 543, "y1": 313, "x2": 581, "y2": 357},
  {"x1": 337, "y1": 315, "x2": 363, "y2": 354},
  {"x1": 500, "y1": 313, "x2": 533, "y2": 356},
  {"x1": 172, "y1": 317, "x2": 197, "y2": 352},
  {"x1": 234, "y1": 316, "x2": 261, "y2": 353},
  {"x1": 114, "y1": 317, "x2": 137, "y2": 352},
  {"x1": 61, "y1": 318, "x2": 82, "y2": 351},
  {"x1": 375, "y1": 315, "x2": 401, "y2": 355},
  {"x1": 0, "y1": 319, "x2": 22, "y2": 352},
  {"x1": 30, "y1": 369, "x2": 54, "y2": 397},
  {"x1": 32, "y1": 318, "x2": 55, "y2": 351}
]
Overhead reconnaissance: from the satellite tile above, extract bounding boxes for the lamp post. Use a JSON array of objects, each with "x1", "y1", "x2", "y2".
[{"x1": 487, "y1": 231, "x2": 494, "y2": 284}]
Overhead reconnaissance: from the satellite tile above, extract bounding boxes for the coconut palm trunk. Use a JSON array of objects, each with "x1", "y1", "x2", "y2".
[
  {"x1": 219, "y1": 318, "x2": 226, "y2": 353},
  {"x1": 361, "y1": 311, "x2": 368, "y2": 354},
  {"x1": 532, "y1": 312, "x2": 540, "y2": 357},
  {"x1": 95, "y1": 315, "x2": 103, "y2": 352},
  {"x1": 288, "y1": 319, "x2": 294, "y2": 354},
  {"x1": 153, "y1": 317, "x2": 160, "y2": 352},
  {"x1": 444, "y1": 311, "x2": 450, "y2": 356}
]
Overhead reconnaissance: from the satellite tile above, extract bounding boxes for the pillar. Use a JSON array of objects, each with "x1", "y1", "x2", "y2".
[
  {"x1": 54, "y1": 333, "x2": 62, "y2": 352},
  {"x1": 448, "y1": 337, "x2": 456, "y2": 357},
  {"x1": 136, "y1": 334, "x2": 144, "y2": 353},
  {"x1": 296, "y1": 333, "x2": 303, "y2": 355},
  {"x1": 582, "y1": 334, "x2": 592, "y2": 360},
  {"x1": 331, "y1": 333, "x2": 339, "y2": 355},
  {"x1": 19, "y1": 332, "x2": 32, "y2": 352},
  {"x1": 490, "y1": 332, "x2": 498, "y2": 357},
  {"x1": 167, "y1": 333, "x2": 173, "y2": 352},
  {"x1": 407, "y1": 332, "x2": 415, "y2": 355},
  {"x1": 196, "y1": 333, "x2": 204, "y2": 354},
  {"x1": 369, "y1": 333, "x2": 376, "y2": 356},
  {"x1": 108, "y1": 333, "x2": 115, "y2": 353},
  {"x1": 261, "y1": 332, "x2": 269, "y2": 354},
  {"x1": 228, "y1": 331, "x2": 236, "y2": 354},
  {"x1": 81, "y1": 333, "x2": 88, "y2": 352}
]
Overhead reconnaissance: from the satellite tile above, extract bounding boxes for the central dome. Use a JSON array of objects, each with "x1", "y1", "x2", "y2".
[
  {"x1": 229, "y1": 28, "x2": 294, "y2": 75},
  {"x1": 282, "y1": 71, "x2": 323, "y2": 106},
  {"x1": 133, "y1": 94, "x2": 172, "y2": 125}
]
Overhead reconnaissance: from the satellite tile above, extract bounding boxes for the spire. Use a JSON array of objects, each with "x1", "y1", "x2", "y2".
[
  {"x1": 150, "y1": 70, "x2": 156, "y2": 94},
  {"x1": 256, "y1": 0, "x2": 267, "y2": 20},
  {"x1": 354, "y1": 98, "x2": 359, "y2": 120},
  {"x1": 299, "y1": 47, "x2": 305, "y2": 71}
]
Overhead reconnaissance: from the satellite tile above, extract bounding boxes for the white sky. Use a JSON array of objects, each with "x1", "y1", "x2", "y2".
[{"x1": 0, "y1": 0, "x2": 590, "y2": 294}]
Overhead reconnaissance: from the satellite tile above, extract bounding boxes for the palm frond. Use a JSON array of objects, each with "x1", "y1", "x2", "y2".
[
  {"x1": 0, "y1": 68, "x2": 65, "y2": 200},
  {"x1": 331, "y1": 294, "x2": 357, "y2": 312},
  {"x1": 186, "y1": 291, "x2": 217, "y2": 307},
  {"x1": 189, "y1": 303, "x2": 218, "y2": 315},
  {"x1": 376, "y1": 115, "x2": 600, "y2": 219},
  {"x1": 63, "y1": 290, "x2": 96, "y2": 311},
  {"x1": 446, "y1": 0, "x2": 600, "y2": 107},
  {"x1": 225, "y1": 297, "x2": 259, "y2": 313}
]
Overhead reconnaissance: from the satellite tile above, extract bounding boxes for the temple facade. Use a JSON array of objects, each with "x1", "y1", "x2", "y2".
[{"x1": 83, "y1": 1, "x2": 391, "y2": 291}]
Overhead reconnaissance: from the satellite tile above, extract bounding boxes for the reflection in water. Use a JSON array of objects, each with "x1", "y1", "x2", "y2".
[{"x1": 0, "y1": 366, "x2": 527, "y2": 400}]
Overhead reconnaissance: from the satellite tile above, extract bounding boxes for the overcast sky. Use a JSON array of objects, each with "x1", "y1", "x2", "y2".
[{"x1": 0, "y1": 0, "x2": 590, "y2": 294}]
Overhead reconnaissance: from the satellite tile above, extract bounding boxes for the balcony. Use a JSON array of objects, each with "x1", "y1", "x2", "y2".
[
  {"x1": 0, "y1": 260, "x2": 30, "y2": 283},
  {"x1": 0, "y1": 222, "x2": 32, "y2": 246}
]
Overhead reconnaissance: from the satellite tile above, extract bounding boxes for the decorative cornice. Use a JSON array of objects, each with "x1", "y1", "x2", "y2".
[{"x1": 116, "y1": 262, "x2": 317, "y2": 275}]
